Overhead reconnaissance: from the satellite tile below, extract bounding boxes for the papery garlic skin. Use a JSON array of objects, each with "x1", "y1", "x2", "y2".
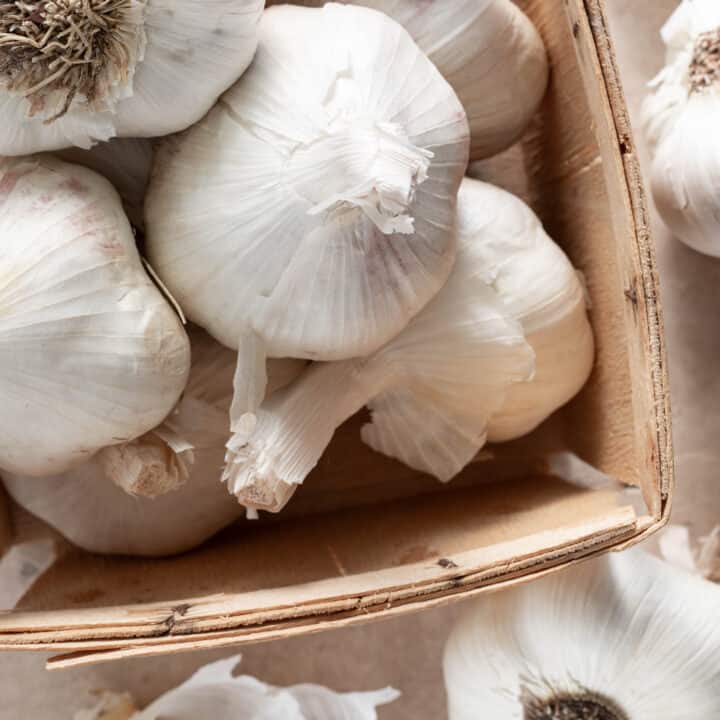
[
  {"x1": 452, "y1": 180, "x2": 593, "y2": 443},
  {"x1": 225, "y1": 192, "x2": 535, "y2": 511},
  {"x1": 0, "y1": 156, "x2": 190, "y2": 478},
  {"x1": 124, "y1": 656, "x2": 399, "y2": 719},
  {"x1": 642, "y1": 0, "x2": 720, "y2": 257},
  {"x1": 443, "y1": 549, "x2": 720, "y2": 719},
  {"x1": 56, "y1": 137, "x2": 153, "y2": 229},
  {"x1": 146, "y1": 2, "x2": 470, "y2": 426},
  {"x1": 268, "y1": 0, "x2": 548, "y2": 160},
  {"x1": 0, "y1": 0, "x2": 264, "y2": 155},
  {"x1": 3, "y1": 334, "x2": 305, "y2": 553}
]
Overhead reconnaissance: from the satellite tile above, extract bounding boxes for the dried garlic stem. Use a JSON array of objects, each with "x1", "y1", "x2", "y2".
[
  {"x1": 224, "y1": 360, "x2": 384, "y2": 513},
  {"x1": 99, "y1": 434, "x2": 191, "y2": 498},
  {"x1": 0, "y1": 0, "x2": 145, "y2": 121}
]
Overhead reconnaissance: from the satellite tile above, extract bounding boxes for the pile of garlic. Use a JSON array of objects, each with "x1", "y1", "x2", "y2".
[{"x1": 0, "y1": 0, "x2": 594, "y2": 553}]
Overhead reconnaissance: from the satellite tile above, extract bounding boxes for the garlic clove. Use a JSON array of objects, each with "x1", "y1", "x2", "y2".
[
  {"x1": 146, "y1": 2, "x2": 469, "y2": 425},
  {"x1": 73, "y1": 692, "x2": 137, "y2": 720},
  {"x1": 0, "y1": 1, "x2": 264, "y2": 155},
  {"x1": 267, "y1": 0, "x2": 549, "y2": 159},
  {"x1": 55, "y1": 137, "x2": 154, "y2": 230},
  {"x1": 443, "y1": 549, "x2": 720, "y2": 718},
  {"x1": 0, "y1": 156, "x2": 190, "y2": 478}
]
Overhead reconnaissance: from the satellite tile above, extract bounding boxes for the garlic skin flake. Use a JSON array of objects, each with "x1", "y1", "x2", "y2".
[
  {"x1": 444, "y1": 549, "x2": 720, "y2": 719},
  {"x1": 270, "y1": 0, "x2": 549, "y2": 160},
  {"x1": 642, "y1": 0, "x2": 720, "y2": 257},
  {"x1": 0, "y1": 156, "x2": 190, "y2": 478},
  {"x1": 0, "y1": 0, "x2": 264, "y2": 155},
  {"x1": 131, "y1": 656, "x2": 398, "y2": 720},
  {"x1": 225, "y1": 187, "x2": 535, "y2": 512},
  {"x1": 146, "y1": 2, "x2": 470, "y2": 426}
]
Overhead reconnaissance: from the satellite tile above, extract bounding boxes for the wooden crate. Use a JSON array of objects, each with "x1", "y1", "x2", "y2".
[{"x1": 0, "y1": 0, "x2": 672, "y2": 668}]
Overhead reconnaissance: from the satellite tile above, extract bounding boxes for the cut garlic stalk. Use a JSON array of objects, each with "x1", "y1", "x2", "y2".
[
  {"x1": 0, "y1": 0, "x2": 264, "y2": 155},
  {"x1": 2, "y1": 332, "x2": 304, "y2": 555},
  {"x1": 56, "y1": 137, "x2": 153, "y2": 229},
  {"x1": 0, "y1": 156, "x2": 190, "y2": 478},
  {"x1": 444, "y1": 549, "x2": 720, "y2": 718},
  {"x1": 225, "y1": 189, "x2": 535, "y2": 512},
  {"x1": 268, "y1": 0, "x2": 549, "y2": 159},
  {"x1": 642, "y1": 0, "x2": 720, "y2": 256},
  {"x1": 146, "y1": 2, "x2": 470, "y2": 433}
]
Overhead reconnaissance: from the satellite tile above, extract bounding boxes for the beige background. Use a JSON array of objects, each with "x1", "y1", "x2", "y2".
[{"x1": 2, "y1": 1, "x2": 717, "y2": 717}]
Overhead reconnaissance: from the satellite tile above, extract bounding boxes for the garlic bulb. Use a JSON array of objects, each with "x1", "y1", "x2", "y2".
[
  {"x1": 2, "y1": 334, "x2": 304, "y2": 554},
  {"x1": 146, "y1": 2, "x2": 470, "y2": 435},
  {"x1": 449, "y1": 179, "x2": 593, "y2": 443},
  {"x1": 0, "y1": 156, "x2": 190, "y2": 478},
  {"x1": 56, "y1": 137, "x2": 153, "y2": 229},
  {"x1": 642, "y1": 0, "x2": 720, "y2": 257},
  {"x1": 74, "y1": 656, "x2": 399, "y2": 719},
  {"x1": 269, "y1": 0, "x2": 548, "y2": 160},
  {"x1": 443, "y1": 549, "x2": 720, "y2": 719},
  {"x1": 225, "y1": 186, "x2": 536, "y2": 512},
  {"x1": 0, "y1": 0, "x2": 264, "y2": 155}
]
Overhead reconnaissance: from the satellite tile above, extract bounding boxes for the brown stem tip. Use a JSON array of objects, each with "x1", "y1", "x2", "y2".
[
  {"x1": 689, "y1": 28, "x2": 720, "y2": 94},
  {"x1": 0, "y1": 0, "x2": 142, "y2": 122}
]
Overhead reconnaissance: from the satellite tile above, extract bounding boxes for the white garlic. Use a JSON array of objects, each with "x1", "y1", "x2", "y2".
[
  {"x1": 73, "y1": 656, "x2": 399, "y2": 720},
  {"x1": 268, "y1": 0, "x2": 549, "y2": 160},
  {"x1": 450, "y1": 179, "x2": 594, "y2": 443},
  {"x1": 226, "y1": 179, "x2": 593, "y2": 513},
  {"x1": 56, "y1": 137, "x2": 153, "y2": 229},
  {"x1": 101, "y1": 329, "x2": 305, "y2": 499},
  {"x1": 0, "y1": 0, "x2": 264, "y2": 155},
  {"x1": 2, "y1": 332, "x2": 304, "y2": 555},
  {"x1": 642, "y1": 0, "x2": 720, "y2": 257},
  {"x1": 443, "y1": 549, "x2": 720, "y2": 719},
  {"x1": 225, "y1": 185, "x2": 537, "y2": 513},
  {"x1": 145, "y1": 2, "x2": 470, "y2": 439},
  {"x1": 0, "y1": 156, "x2": 190, "y2": 478}
]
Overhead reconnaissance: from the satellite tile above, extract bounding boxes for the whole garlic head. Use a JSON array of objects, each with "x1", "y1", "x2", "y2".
[
  {"x1": 2, "y1": 332, "x2": 304, "y2": 555},
  {"x1": 0, "y1": 0, "x2": 264, "y2": 155},
  {"x1": 269, "y1": 0, "x2": 549, "y2": 160},
  {"x1": 0, "y1": 156, "x2": 190, "y2": 478},
  {"x1": 443, "y1": 549, "x2": 720, "y2": 719},
  {"x1": 642, "y1": 0, "x2": 720, "y2": 256},
  {"x1": 452, "y1": 179, "x2": 594, "y2": 443},
  {"x1": 146, "y1": 2, "x2": 470, "y2": 428}
]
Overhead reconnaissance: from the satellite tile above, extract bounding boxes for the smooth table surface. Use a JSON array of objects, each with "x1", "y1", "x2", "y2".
[{"x1": 1, "y1": 2, "x2": 716, "y2": 717}]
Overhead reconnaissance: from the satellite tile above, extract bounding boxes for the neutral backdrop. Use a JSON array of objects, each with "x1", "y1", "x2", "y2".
[{"x1": 2, "y1": 1, "x2": 716, "y2": 717}]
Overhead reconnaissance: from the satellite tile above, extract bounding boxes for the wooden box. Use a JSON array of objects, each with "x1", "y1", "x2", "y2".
[{"x1": 0, "y1": 0, "x2": 672, "y2": 668}]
